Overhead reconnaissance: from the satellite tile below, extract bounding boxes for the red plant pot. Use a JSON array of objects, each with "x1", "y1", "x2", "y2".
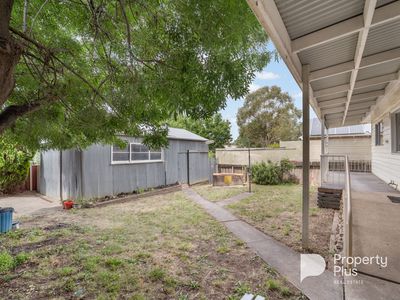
[{"x1": 63, "y1": 200, "x2": 74, "y2": 210}]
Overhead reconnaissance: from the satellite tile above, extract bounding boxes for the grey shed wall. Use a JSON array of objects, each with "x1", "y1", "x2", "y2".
[
  {"x1": 40, "y1": 137, "x2": 209, "y2": 200},
  {"x1": 40, "y1": 149, "x2": 82, "y2": 200}
]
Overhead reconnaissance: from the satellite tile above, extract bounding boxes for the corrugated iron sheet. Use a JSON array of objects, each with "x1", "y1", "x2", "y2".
[
  {"x1": 298, "y1": 34, "x2": 358, "y2": 71},
  {"x1": 353, "y1": 83, "x2": 388, "y2": 95},
  {"x1": 357, "y1": 60, "x2": 400, "y2": 81},
  {"x1": 275, "y1": 0, "x2": 364, "y2": 39},
  {"x1": 311, "y1": 72, "x2": 351, "y2": 91},
  {"x1": 364, "y1": 19, "x2": 400, "y2": 56},
  {"x1": 317, "y1": 92, "x2": 347, "y2": 102}
]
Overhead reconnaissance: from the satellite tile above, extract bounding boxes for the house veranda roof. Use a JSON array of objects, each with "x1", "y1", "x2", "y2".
[{"x1": 248, "y1": 0, "x2": 400, "y2": 128}]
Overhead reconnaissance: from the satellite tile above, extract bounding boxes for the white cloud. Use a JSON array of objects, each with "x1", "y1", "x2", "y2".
[
  {"x1": 256, "y1": 71, "x2": 280, "y2": 80},
  {"x1": 290, "y1": 92, "x2": 302, "y2": 99},
  {"x1": 249, "y1": 83, "x2": 261, "y2": 92}
]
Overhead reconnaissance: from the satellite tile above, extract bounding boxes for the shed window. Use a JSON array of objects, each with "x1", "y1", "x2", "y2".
[
  {"x1": 112, "y1": 145, "x2": 130, "y2": 162},
  {"x1": 375, "y1": 121, "x2": 383, "y2": 146},
  {"x1": 112, "y1": 143, "x2": 162, "y2": 163}
]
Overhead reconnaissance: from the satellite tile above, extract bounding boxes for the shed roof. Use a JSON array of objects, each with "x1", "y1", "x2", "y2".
[
  {"x1": 247, "y1": 0, "x2": 400, "y2": 128},
  {"x1": 167, "y1": 127, "x2": 208, "y2": 142}
]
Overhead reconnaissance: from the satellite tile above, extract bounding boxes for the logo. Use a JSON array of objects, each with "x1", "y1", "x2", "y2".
[{"x1": 300, "y1": 254, "x2": 326, "y2": 282}]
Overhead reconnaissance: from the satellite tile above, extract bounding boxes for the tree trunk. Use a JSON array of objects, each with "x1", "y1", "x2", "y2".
[{"x1": 0, "y1": 0, "x2": 22, "y2": 106}]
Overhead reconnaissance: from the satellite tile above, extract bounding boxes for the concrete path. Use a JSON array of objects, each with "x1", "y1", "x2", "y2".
[
  {"x1": 217, "y1": 192, "x2": 252, "y2": 207},
  {"x1": 0, "y1": 192, "x2": 61, "y2": 217},
  {"x1": 345, "y1": 273, "x2": 400, "y2": 300},
  {"x1": 350, "y1": 173, "x2": 400, "y2": 283},
  {"x1": 183, "y1": 187, "x2": 343, "y2": 300}
]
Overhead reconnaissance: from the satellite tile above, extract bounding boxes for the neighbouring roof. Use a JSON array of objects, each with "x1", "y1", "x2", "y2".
[
  {"x1": 310, "y1": 118, "x2": 371, "y2": 136},
  {"x1": 167, "y1": 127, "x2": 208, "y2": 142}
]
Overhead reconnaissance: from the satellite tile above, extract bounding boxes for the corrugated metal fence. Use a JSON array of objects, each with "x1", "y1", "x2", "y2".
[{"x1": 177, "y1": 150, "x2": 216, "y2": 185}]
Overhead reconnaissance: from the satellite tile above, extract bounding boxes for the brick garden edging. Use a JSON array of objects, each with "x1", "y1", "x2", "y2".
[{"x1": 91, "y1": 184, "x2": 182, "y2": 208}]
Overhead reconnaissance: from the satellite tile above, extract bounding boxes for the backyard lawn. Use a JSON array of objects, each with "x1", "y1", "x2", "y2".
[
  {"x1": 192, "y1": 185, "x2": 247, "y2": 202},
  {"x1": 226, "y1": 184, "x2": 334, "y2": 258},
  {"x1": 0, "y1": 191, "x2": 303, "y2": 299}
]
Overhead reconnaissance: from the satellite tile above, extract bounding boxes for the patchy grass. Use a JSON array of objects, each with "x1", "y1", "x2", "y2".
[
  {"x1": 192, "y1": 184, "x2": 247, "y2": 202},
  {"x1": 0, "y1": 191, "x2": 302, "y2": 299},
  {"x1": 227, "y1": 184, "x2": 334, "y2": 257}
]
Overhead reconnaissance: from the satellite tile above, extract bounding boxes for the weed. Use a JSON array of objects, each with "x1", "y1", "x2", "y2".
[
  {"x1": 130, "y1": 294, "x2": 146, "y2": 300},
  {"x1": 266, "y1": 279, "x2": 281, "y2": 291},
  {"x1": 310, "y1": 207, "x2": 319, "y2": 217},
  {"x1": 14, "y1": 252, "x2": 29, "y2": 267},
  {"x1": 0, "y1": 251, "x2": 15, "y2": 273},
  {"x1": 235, "y1": 239, "x2": 245, "y2": 247},
  {"x1": 105, "y1": 258, "x2": 124, "y2": 269},
  {"x1": 216, "y1": 245, "x2": 230, "y2": 254},
  {"x1": 187, "y1": 280, "x2": 200, "y2": 290},
  {"x1": 63, "y1": 278, "x2": 76, "y2": 292},
  {"x1": 83, "y1": 256, "x2": 100, "y2": 272},
  {"x1": 57, "y1": 266, "x2": 76, "y2": 277},
  {"x1": 282, "y1": 224, "x2": 291, "y2": 236},
  {"x1": 281, "y1": 286, "x2": 292, "y2": 296},
  {"x1": 148, "y1": 267, "x2": 165, "y2": 281},
  {"x1": 233, "y1": 281, "x2": 251, "y2": 296},
  {"x1": 97, "y1": 271, "x2": 120, "y2": 293}
]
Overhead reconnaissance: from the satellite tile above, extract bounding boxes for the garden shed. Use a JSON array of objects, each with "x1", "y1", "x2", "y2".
[{"x1": 39, "y1": 128, "x2": 211, "y2": 201}]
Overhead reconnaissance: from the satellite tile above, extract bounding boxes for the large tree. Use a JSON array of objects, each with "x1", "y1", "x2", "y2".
[
  {"x1": 168, "y1": 113, "x2": 231, "y2": 151},
  {"x1": 0, "y1": 0, "x2": 271, "y2": 150},
  {"x1": 236, "y1": 86, "x2": 301, "y2": 147}
]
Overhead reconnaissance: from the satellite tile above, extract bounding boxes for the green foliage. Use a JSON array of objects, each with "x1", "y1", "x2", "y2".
[
  {"x1": 0, "y1": 138, "x2": 33, "y2": 193},
  {"x1": 168, "y1": 113, "x2": 232, "y2": 151},
  {"x1": 236, "y1": 86, "x2": 302, "y2": 147},
  {"x1": 0, "y1": 251, "x2": 14, "y2": 274},
  {"x1": 0, "y1": 251, "x2": 29, "y2": 274},
  {"x1": 14, "y1": 252, "x2": 29, "y2": 267},
  {"x1": 4, "y1": 1, "x2": 271, "y2": 151},
  {"x1": 251, "y1": 159, "x2": 295, "y2": 185}
]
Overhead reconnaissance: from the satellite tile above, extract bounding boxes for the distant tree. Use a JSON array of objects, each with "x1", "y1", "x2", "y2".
[
  {"x1": 236, "y1": 86, "x2": 301, "y2": 147},
  {"x1": 168, "y1": 114, "x2": 231, "y2": 151},
  {"x1": 0, "y1": 0, "x2": 271, "y2": 151}
]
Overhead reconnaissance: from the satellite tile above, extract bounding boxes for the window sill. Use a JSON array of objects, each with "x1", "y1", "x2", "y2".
[{"x1": 111, "y1": 160, "x2": 164, "y2": 165}]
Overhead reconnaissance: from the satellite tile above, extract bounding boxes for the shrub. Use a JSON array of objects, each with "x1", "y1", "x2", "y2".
[
  {"x1": 0, "y1": 139, "x2": 33, "y2": 193},
  {"x1": 0, "y1": 251, "x2": 14, "y2": 274},
  {"x1": 251, "y1": 159, "x2": 295, "y2": 185}
]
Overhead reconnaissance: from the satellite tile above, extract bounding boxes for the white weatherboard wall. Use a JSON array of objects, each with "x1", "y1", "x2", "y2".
[{"x1": 371, "y1": 112, "x2": 400, "y2": 190}]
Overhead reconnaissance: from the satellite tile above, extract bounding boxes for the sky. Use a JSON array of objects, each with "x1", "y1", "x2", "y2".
[{"x1": 219, "y1": 43, "x2": 317, "y2": 140}]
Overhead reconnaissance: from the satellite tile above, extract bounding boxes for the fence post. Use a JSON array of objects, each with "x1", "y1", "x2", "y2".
[{"x1": 186, "y1": 150, "x2": 190, "y2": 185}]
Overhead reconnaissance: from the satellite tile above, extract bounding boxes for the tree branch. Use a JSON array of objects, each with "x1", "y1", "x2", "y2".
[{"x1": 0, "y1": 101, "x2": 43, "y2": 134}]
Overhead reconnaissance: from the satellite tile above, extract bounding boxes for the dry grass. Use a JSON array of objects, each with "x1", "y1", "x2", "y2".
[
  {"x1": 0, "y1": 191, "x2": 303, "y2": 299},
  {"x1": 227, "y1": 184, "x2": 334, "y2": 258},
  {"x1": 192, "y1": 184, "x2": 247, "y2": 202}
]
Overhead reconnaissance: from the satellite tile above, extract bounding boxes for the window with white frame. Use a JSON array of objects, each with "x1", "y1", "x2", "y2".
[
  {"x1": 112, "y1": 143, "x2": 162, "y2": 163},
  {"x1": 392, "y1": 111, "x2": 400, "y2": 152},
  {"x1": 375, "y1": 121, "x2": 384, "y2": 146}
]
